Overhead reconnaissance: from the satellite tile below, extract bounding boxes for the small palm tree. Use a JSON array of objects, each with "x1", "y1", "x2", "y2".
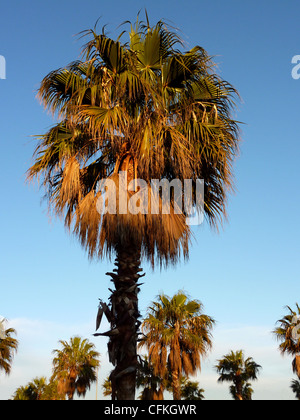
[
  {"x1": 27, "y1": 377, "x2": 48, "y2": 400},
  {"x1": 52, "y1": 336, "x2": 100, "y2": 400},
  {"x1": 102, "y1": 376, "x2": 113, "y2": 398},
  {"x1": 13, "y1": 385, "x2": 35, "y2": 401},
  {"x1": 181, "y1": 379, "x2": 205, "y2": 400},
  {"x1": 273, "y1": 304, "x2": 300, "y2": 379},
  {"x1": 0, "y1": 318, "x2": 18, "y2": 376},
  {"x1": 140, "y1": 291, "x2": 214, "y2": 400},
  {"x1": 12, "y1": 377, "x2": 64, "y2": 400},
  {"x1": 216, "y1": 350, "x2": 261, "y2": 400},
  {"x1": 291, "y1": 379, "x2": 300, "y2": 400}
]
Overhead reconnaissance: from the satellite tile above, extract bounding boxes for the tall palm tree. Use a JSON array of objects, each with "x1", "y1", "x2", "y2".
[
  {"x1": 27, "y1": 13, "x2": 240, "y2": 399},
  {"x1": 0, "y1": 318, "x2": 18, "y2": 376},
  {"x1": 216, "y1": 350, "x2": 261, "y2": 401},
  {"x1": 52, "y1": 336, "x2": 100, "y2": 400},
  {"x1": 273, "y1": 304, "x2": 300, "y2": 379},
  {"x1": 140, "y1": 291, "x2": 214, "y2": 400},
  {"x1": 291, "y1": 379, "x2": 300, "y2": 400}
]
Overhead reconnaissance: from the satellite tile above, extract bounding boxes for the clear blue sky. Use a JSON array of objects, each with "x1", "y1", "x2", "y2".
[{"x1": 0, "y1": 0, "x2": 300, "y2": 400}]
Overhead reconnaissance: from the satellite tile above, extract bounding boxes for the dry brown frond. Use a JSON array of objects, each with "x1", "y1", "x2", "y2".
[
  {"x1": 73, "y1": 172, "x2": 192, "y2": 266},
  {"x1": 56, "y1": 157, "x2": 81, "y2": 214},
  {"x1": 293, "y1": 356, "x2": 300, "y2": 379},
  {"x1": 74, "y1": 190, "x2": 101, "y2": 258},
  {"x1": 182, "y1": 351, "x2": 194, "y2": 377},
  {"x1": 169, "y1": 342, "x2": 182, "y2": 373}
]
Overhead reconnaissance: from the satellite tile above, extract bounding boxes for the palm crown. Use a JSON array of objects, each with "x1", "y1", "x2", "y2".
[
  {"x1": 28, "y1": 16, "x2": 240, "y2": 267},
  {"x1": 52, "y1": 336, "x2": 100, "y2": 400}
]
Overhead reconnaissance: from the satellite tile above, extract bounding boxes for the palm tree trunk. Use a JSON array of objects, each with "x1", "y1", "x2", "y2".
[
  {"x1": 235, "y1": 380, "x2": 243, "y2": 401},
  {"x1": 172, "y1": 371, "x2": 181, "y2": 401},
  {"x1": 106, "y1": 245, "x2": 144, "y2": 400}
]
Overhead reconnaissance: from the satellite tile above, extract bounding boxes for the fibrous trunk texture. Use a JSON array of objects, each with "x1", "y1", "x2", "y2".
[
  {"x1": 172, "y1": 371, "x2": 181, "y2": 401},
  {"x1": 106, "y1": 246, "x2": 144, "y2": 400}
]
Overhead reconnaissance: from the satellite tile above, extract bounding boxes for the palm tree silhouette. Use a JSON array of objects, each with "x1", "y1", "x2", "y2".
[{"x1": 216, "y1": 350, "x2": 261, "y2": 400}]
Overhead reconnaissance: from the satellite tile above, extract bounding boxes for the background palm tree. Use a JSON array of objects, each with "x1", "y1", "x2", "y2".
[
  {"x1": 216, "y1": 350, "x2": 261, "y2": 401},
  {"x1": 12, "y1": 377, "x2": 64, "y2": 400},
  {"x1": 273, "y1": 304, "x2": 300, "y2": 379},
  {"x1": 136, "y1": 356, "x2": 164, "y2": 400},
  {"x1": 26, "y1": 377, "x2": 48, "y2": 401},
  {"x1": 102, "y1": 376, "x2": 113, "y2": 398},
  {"x1": 140, "y1": 291, "x2": 214, "y2": 400},
  {"x1": 52, "y1": 336, "x2": 100, "y2": 400},
  {"x1": 0, "y1": 318, "x2": 18, "y2": 376},
  {"x1": 27, "y1": 12, "x2": 240, "y2": 399},
  {"x1": 181, "y1": 379, "x2": 205, "y2": 400},
  {"x1": 13, "y1": 384, "x2": 37, "y2": 401},
  {"x1": 291, "y1": 379, "x2": 300, "y2": 400}
]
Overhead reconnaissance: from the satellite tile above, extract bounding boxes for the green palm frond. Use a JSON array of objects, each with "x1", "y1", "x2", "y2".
[{"x1": 82, "y1": 31, "x2": 126, "y2": 74}]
